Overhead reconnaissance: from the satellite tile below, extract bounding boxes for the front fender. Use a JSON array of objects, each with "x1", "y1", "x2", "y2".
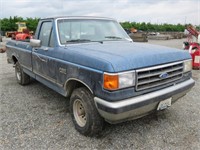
[{"x1": 56, "y1": 61, "x2": 103, "y2": 97}]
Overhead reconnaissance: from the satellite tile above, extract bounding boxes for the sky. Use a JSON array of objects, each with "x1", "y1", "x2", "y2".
[{"x1": 0, "y1": 0, "x2": 199, "y2": 25}]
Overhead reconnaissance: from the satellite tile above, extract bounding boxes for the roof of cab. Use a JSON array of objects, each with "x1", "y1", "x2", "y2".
[{"x1": 40, "y1": 16, "x2": 115, "y2": 21}]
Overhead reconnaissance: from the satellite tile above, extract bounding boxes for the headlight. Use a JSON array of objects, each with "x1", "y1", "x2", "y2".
[
  {"x1": 183, "y1": 59, "x2": 192, "y2": 72},
  {"x1": 103, "y1": 71, "x2": 135, "y2": 90}
]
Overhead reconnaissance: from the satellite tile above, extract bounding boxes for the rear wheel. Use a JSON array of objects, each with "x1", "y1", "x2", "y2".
[
  {"x1": 70, "y1": 87, "x2": 104, "y2": 136},
  {"x1": 15, "y1": 62, "x2": 30, "y2": 85}
]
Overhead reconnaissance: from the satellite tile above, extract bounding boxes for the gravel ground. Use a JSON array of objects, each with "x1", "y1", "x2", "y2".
[{"x1": 0, "y1": 39, "x2": 200, "y2": 150}]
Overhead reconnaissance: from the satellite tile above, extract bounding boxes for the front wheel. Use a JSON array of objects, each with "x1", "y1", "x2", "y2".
[
  {"x1": 15, "y1": 62, "x2": 30, "y2": 85},
  {"x1": 70, "y1": 87, "x2": 104, "y2": 136}
]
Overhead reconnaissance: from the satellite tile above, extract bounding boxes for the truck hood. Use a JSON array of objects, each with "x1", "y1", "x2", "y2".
[{"x1": 64, "y1": 41, "x2": 191, "y2": 72}]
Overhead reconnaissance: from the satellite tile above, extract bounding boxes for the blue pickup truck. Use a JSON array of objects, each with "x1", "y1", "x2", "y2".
[{"x1": 6, "y1": 16, "x2": 195, "y2": 136}]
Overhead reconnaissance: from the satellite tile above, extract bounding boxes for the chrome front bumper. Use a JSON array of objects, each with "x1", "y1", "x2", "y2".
[{"x1": 94, "y1": 78, "x2": 195, "y2": 124}]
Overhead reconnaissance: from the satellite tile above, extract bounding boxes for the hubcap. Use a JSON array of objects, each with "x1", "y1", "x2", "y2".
[{"x1": 73, "y1": 99, "x2": 87, "y2": 127}]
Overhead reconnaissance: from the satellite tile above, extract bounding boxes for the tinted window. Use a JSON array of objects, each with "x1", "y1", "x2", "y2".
[{"x1": 39, "y1": 22, "x2": 52, "y2": 47}]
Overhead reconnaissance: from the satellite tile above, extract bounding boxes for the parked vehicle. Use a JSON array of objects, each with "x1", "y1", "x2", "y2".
[
  {"x1": 124, "y1": 28, "x2": 148, "y2": 42},
  {"x1": 183, "y1": 25, "x2": 200, "y2": 69},
  {"x1": 6, "y1": 16, "x2": 195, "y2": 136},
  {"x1": 6, "y1": 22, "x2": 33, "y2": 41}
]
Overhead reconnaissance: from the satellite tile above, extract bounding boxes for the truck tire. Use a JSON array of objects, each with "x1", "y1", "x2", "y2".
[
  {"x1": 70, "y1": 87, "x2": 104, "y2": 136},
  {"x1": 15, "y1": 62, "x2": 30, "y2": 85}
]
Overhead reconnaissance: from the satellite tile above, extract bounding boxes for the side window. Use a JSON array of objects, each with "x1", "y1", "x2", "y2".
[{"x1": 39, "y1": 22, "x2": 52, "y2": 47}]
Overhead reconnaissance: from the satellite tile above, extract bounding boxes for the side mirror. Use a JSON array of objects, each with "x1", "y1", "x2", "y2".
[{"x1": 30, "y1": 39, "x2": 41, "y2": 47}]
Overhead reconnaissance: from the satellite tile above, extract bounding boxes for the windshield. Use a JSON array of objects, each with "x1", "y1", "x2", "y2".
[{"x1": 57, "y1": 19, "x2": 131, "y2": 44}]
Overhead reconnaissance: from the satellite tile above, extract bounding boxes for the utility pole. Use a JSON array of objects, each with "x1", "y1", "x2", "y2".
[{"x1": 185, "y1": 16, "x2": 187, "y2": 25}]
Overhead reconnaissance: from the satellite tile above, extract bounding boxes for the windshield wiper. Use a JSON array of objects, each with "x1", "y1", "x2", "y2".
[
  {"x1": 66, "y1": 39, "x2": 91, "y2": 43},
  {"x1": 104, "y1": 36, "x2": 123, "y2": 39}
]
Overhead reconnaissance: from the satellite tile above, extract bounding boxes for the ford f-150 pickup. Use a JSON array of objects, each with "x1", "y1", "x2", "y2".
[{"x1": 6, "y1": 16, "x2": 195, "y2": 136}]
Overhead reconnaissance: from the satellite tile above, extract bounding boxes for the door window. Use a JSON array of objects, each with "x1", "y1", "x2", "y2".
[{"x1": 39, "y1": 22, "x2": 52, "y2": 47}]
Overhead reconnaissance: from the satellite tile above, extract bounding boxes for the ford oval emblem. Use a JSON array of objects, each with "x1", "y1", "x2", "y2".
[{"x1": 159, "y1": 72, "x2": 169, "y2": 79}]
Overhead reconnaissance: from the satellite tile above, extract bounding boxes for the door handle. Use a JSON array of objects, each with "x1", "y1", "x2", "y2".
[
  {"x1": 33, "y1": 48, "x2": 38, "y2": 52},
  {"x1": 42, "y1": 47, "x2": 48, "y2": 51},
  {"x1": 33, "y1": 48, "x2": 48, "y2": 51}
]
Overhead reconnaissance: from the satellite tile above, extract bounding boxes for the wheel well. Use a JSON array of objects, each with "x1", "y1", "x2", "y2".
[
  {"x1": 12, "y1": 56, "x2": 18, "y2": 64},
  {"x1": 65, "y1": 79, "x2": 93, "y2": 97}
]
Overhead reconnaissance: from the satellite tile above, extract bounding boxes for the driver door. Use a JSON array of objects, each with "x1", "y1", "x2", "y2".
[{"x1": 32, "y1": 21, "x2": 56, "y2": 82}]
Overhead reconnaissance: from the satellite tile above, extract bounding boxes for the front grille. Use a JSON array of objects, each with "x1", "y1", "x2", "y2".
[{"x1": 136, "y1": 62, "x2": 183, "y2": 91}]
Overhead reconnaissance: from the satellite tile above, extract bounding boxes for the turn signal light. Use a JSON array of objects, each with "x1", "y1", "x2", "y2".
[{"x1": 103, "y1": 74, "x2": 119, "y2": 90}]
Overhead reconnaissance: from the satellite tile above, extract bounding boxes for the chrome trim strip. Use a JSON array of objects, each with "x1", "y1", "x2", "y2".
[
  {"x1": 55, "y1": 16, "x2": 115, "y2": 20},
  {"x1": 21, "y1": 64, "x2": 63, "y2": 87},
  {"x1": 137, "y1": 72, "x2": 183, "y2": 85},
  {"x1": 136, "y1": 61, "x2": 184, "y2": 72},
  {"x1": 94, "y1": 78, "x2": 194, "y2": 109},
  {"x1": 57, "y1": 83, "x2": 63, "y2": 87},
  {"x1": 34, "y1": 70, "x2": 56, "y2": 83},
  {"x1": 55, "y1": 17, "x2": 117, "y2": 46},
  {"x1": 137, "y1": 76, "x2": 182, "y2": 91},
  {"x1": 55, "y1": 18, "x2": 62, "y2": 46},
  {"x1": 64, "y1": 78, "x2": 93, "y2": 94},
  {"x1": 6, "y1": 45, "x2": 31, "y2": 52},
  {"x1": 137, "y1": 66, "x2": 183, "y2": 79},
  {"x1": 104, "y1": 70, "x2": 136, "y2": 75},
  {"x1": 21, "y1": 64, "x2": 32, "y2": 71}
]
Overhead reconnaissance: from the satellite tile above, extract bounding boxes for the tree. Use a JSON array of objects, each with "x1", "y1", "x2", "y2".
[
  {"x1": 120, "y1": 21, "x2": 186, "y2": 32},
  {"x1": 26, "y1": 17, "x2": 40, "y2": 32},
  {"x1": 0, "y1": 16, "x2": 40, "y2": 33}
]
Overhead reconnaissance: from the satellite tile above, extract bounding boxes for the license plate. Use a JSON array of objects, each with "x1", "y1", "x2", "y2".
[{"x1": 157, "y1": 98, "x2": 172, "y2": 111}]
